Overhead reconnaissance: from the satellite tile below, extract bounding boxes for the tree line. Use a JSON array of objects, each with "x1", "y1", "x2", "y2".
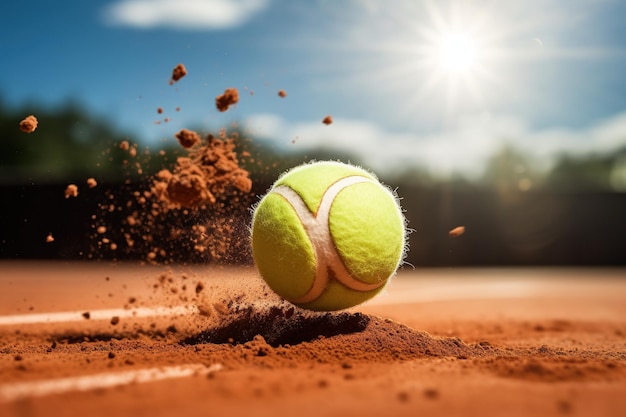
[{"x1": 2, "y1": 99, "x2": 625, "y2": 193}]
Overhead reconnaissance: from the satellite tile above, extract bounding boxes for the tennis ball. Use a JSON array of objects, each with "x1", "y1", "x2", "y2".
[{"x1": 251, "y1": 161, "x2": 406, "y2": 311}]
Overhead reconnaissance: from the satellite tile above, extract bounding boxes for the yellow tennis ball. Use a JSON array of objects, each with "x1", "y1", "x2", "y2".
[{"x1": 251, "y1": 161, "x2": 406, "y2": 311}]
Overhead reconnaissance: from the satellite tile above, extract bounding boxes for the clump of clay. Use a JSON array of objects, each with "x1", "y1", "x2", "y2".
[
  {"x1": 449, "y1": 226, "x2": 465, "y2": 237},
  {"x1": 19, "y1": 115, "x2": 38, "y2": 133},
  {"x1": 216, "y1": 88, "x2": 239, "y2": 112},
  {"x1": 92, "y1": 127, "x2": 254, "y2": 264},
  {"x1": 322, "y1": 115, "x2": 333, "y2": 125},
  {"x1": 171, "y1": 63, "x2": 187, "y2": 84},
  {"x1": 87, "y1": 178, "x2": 98, "y2": 188},
  {"x1": 153, "y1": 131, "x2": 251, "y2": 208},
  {"x1": 278, "y1": 90, "x2": 287, "y2": 98},
  {"x1": 175, "y1": 129, "x2": 201, "y2": 149},
  {"x1": 46, "y1": 234, "x2": 54, "y2": 243},
  {"x1": 65, "y1": 184, "x2": 78, "y2": 199}
]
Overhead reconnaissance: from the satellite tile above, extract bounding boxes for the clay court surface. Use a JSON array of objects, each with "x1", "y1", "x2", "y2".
[{"x1": 1, "y1": 261, "x2": 625, "y2": 417}]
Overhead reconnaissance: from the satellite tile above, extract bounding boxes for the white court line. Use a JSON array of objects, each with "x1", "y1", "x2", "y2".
[
  {"x1": 0, "y1": 305, "x2": 197, "y2": 327},
  {"x1": 0, "y1": 363, "x2": 222, "y2": 402},
  {"x1": 0, "y1": 281, "x2": 537, "y2": 327},
  {"x1": 0, "y1": 279, "x2": 573, "y2": 328}
]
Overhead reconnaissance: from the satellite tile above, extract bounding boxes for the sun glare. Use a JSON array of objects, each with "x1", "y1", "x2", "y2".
[
  {"x1": 313, "y1": 1, "x2": 505, "y2": 123},
  {"x1": 438, "y1": 34, "x2": 476, "y2": 73}
]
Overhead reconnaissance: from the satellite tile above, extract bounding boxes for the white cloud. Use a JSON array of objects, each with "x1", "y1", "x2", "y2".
[
  {"x1": 246, "y1": 111, "x2": 626, "y2": 178},
  {"x1": 102, "y1": 0, "x2": 269, "y2": 30}
]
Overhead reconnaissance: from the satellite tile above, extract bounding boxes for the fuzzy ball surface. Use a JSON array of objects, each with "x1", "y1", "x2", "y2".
[{"x1": 251, "y1": 161, "x2": 406, "y2": 311}]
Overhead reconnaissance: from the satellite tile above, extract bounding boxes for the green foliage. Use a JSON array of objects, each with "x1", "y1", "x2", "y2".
[
  {"x1": 1, "y1": 100, "x2": 122, "y2": 183},
  {"x1": 545, "y1": 151, "x2": 623, "y2": 192},
  {"x1": 1, "y1": 97, "x2": 625, "y2": 193},
  {"x1": 481, "y1": 145, "x2": 541, "y2": 193},
  {"x1": 479, "y1": 144, "x2": 626, "y2": 193}
]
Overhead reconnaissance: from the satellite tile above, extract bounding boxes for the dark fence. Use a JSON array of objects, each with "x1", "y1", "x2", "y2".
[
  {"x1": 1, "y1": 184, "x2": 625, "y2": 266},
  {"x1": 401, "y1": 187, "x2": 626, "y2": 266}
]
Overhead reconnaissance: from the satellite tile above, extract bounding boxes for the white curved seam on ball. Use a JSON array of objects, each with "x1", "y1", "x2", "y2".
[
  {"x1": 273, "y1": 175, "x2": 386, "y2": 303},
  {"x1": 273, "y1": 186, "x2": 329, "y2": 304}
]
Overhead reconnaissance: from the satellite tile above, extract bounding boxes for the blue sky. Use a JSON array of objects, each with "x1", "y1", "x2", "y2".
[{"x1": 2, "y1": 0, "x2": 626, "y2": 179}]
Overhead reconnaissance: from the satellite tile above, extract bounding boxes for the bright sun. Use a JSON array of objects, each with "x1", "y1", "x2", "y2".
[{"x1": 438, "y1": 34, "x2": 477, "y2": 73}]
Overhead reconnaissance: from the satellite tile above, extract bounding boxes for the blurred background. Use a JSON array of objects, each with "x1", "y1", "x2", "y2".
[{"x1": 1, "y1": 0, "x2": 625, "y2": 266}]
